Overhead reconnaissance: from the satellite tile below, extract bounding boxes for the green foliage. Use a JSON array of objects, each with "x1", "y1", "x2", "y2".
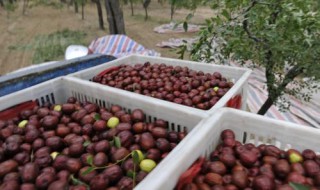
[
  {"x1": 3, "y1": 0, "x2": 18, "y2": 18},
  {"x1": 94, "y1": 113, "x2": 101, "y2": 121},
  {"x1": 121, "y1": 0, "x2": 141, "y2": 5},
  {"x1": 8, "y1": 29, "x2": 87, "y2": 64},
  {"x1": 82, "y1": 150, "x2": 142, "y2": 187},
  {"x1": 132, "y1": 150, "x2": 140, "y2": 165},
  {"x1": 86, "y1": 155, "x2": 93, "y2": 166},
  {"x1": 75, "y1": 0, "x2": 85, "y2": 4},
  {"x1": 30, "y1": 0, "x2": 64, "y2": 9},
  {"x1": 70, "y1": 174, "x2": 89, "y2": 187},
  {"x1": 169, "y1": 0, "x2": 204, "y2": 20},
  {"x1": 4, "y1": 1, "x2": 17, "y2": 12},
  {"x1": 32, "y1": 29, "x2": 87, "y2": 64},
  {"x1": 83, "y1": 140, "x2": 91, "y2": 147},
  {"x1": 179, "y1": 0, "x2": 320, "y2": 113},
  {"x1": 289, "y1": 182, "x2": 310, "y2": 190},
  {"x1": 169, "y1": 0, "x2": 203, "y2": 10},
  {"x1": 114, "y1": 136, "x2": 121, "y2": 148}
]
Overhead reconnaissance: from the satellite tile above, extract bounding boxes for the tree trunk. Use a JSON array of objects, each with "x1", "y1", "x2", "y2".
[
  {"x1": 94, "y1": 0, "x2": 104, "y2": 30},
  {"x1": 22, "y1": 0, "x2": 29, "y2": 14},
  {"x1": 81, "y1": 0, "x2": 84, "y2": 20},
  {"x1": 74, "y1": 0, "x2": 79, "y2": 13},
  {"x1": 60, "y1": 0, "x2": 66, "y2": 3},
  {"x1": 170, "y1": 2, "x2": 175, "y2": 21},
  {"x1": 69, "y1": 0, "x2": 74, "y2": 7},
  {"x1": 0, "y1": 0, "x2": 4, "y2": 7},
  {"x1": 258, "y1": 65, "x2": 304, "y2": 115},
  {"x1": 130, "y1": 0, "x2": 134, "y2": 16},
  {"x1": 104, "y1": 0, "x2": 126, "y2": 34},
  {"x1": 144, "y1": 6, "x2": 148, "y2": 20},
  {"x1": 143, "y1": 0, "x2": 151, "y2": 21},
  {"x1": 257, "y1": 97, "x2": 274, "y2": 115}
]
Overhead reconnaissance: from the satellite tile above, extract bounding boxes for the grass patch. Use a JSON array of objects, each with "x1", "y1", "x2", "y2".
[
  {"x1": 8, "y1": 29, "x2": 87, "y2": 64},
  {"x1": 29, "y1": 0, "x2": 64, "y2": 9},
  {"x1": 32, "y1": 29, "x2": 87, "y2": 64}
]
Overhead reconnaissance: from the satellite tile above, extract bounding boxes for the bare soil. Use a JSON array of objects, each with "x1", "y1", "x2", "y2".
[{"x1": 0, "y1": 2, "x2": 213, "y2": 75}]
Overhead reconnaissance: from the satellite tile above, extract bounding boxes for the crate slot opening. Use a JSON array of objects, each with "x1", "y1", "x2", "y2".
[
  {"x1": 242, "y1": 131, "x2": 247, "y2": 143},
  {"x1": 170, "y1": 123, "x2": 175, "y2": 131}
]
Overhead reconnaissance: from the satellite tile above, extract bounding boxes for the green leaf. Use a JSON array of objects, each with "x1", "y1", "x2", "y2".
[
  {"x1": 183, "y1": 21, "x2": 188, "y2": 32},
  {"x1": 289, "y1": 182, "x2": 310, "y2": 190},
  {"x1": 94, "y1": 113, "x2": 101, "y2": 121},
  {"x1": 81, "y1": 167, "x2": 95, "y2": 176},
  {"x1": 186, "y1": 13, "x2": 193, "y2": 21},
  {"x1": 114, "y1": 136, "x2": 121, "y2": 148},
  {"x1": 83, "y1": 140, "x2": 91, "y2": 147},
  {"x1": 211, "y1": 3, "x2": 219, "y2": 9},
  {"x1": 109, "y1": 139, "x2": 114, "y2": 147},
  {"x1": 221, "y1": 9, "x2": 230, "y2": 20},
  {"x1": 70, "y1": 174, "x2": 89, "y2": 186},
  {"x1": 173, "y1": 22, "x2": 180, "y2": 30},
  {"x1": 127, "y1": 170, "x2": 136, "y2": 178},
  {"x1": 86, "y1": 155, "x2": 93, "y2": 166},
  {"x1": 132, "y1": 150, "x2": 140, "y2": 165}
]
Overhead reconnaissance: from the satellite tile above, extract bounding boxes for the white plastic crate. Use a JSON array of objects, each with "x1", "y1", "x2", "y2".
[
  {"x1": 0, "y1": 77, "x2": 207, "y2": 189},
  {"x1": 69, "y1": 54, "x2": 252, "y2": 114},
  {"x1": 136, "y1": 108, "x2": 320, "y2": 190}
]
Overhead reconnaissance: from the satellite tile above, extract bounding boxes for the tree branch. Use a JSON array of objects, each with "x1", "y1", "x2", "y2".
[
  {"x1": 243, "y1": 20, "x2": 262, "y2": 43},
  {"x1": 264, "y1": 1, "x2": 283, "y2": 96},
  {"x1": 269, "y1": 0, "x2": 282, "y2": 24},
  {"x1": 279, "y1": 65, "x2": 304, "y2": 90},
  {"x1": 242, "y1": 0, "x2": 263, "y2": 43},
  {"x1": 265, "y1": 50, "x2": 276, "y2": 95}
]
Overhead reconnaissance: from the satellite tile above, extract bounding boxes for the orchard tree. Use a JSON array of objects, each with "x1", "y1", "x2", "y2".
[
  {"x1": 93, "y1": 0, "x2": 104, "y2": 29},
  {"x1": 74, "y1": 0, "x2": 78, "y2": 13},
  {"x1": 122, "y1": 0, "x2": 141, "y2": 16},
  {"x1": 22, "y1": 0, "x2": 29, "y2": 15},
  {"x1": 105, "y1": 0, "x2": 126, "y2": 34},
  {"x1": 125, "y1": 0, "x2": 140, "y2": 16},
  {"x1": 168, "y1": 0, "x2": 200, "y2": 21},
  {"x1": 143, "y1": 0, "x2": 151, "y2": 20},
  {"x1": 178, "y1": 0, "x2": 320, "y2": 115},
  {"x1": 3, "y1": 0, "x2": 17, "y2": 18},
  {"x1": 80, "y1": 0, "x2": 85, "y2": 20}
]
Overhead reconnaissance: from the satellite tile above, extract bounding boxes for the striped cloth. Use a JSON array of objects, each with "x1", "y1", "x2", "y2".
[
  {"x1": 230, "y1": 61, "x2": 320, "y2": 128},
  {"x1": 88, "y1": 35, "x2": 160, "y2": 58}
]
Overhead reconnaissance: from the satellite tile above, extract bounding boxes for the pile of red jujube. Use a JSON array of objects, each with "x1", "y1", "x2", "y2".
[
  {"x1": 0, "y1": 97, "x2": 187, "y2": 190},
  {"x1": 177, "y1": 129, "x2": 320, "y2": 190},
  {"x1": 92, "y1": 62, "x2": 234, "y2": 110}
]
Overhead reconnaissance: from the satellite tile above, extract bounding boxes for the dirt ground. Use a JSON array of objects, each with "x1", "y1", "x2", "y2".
[{"x1": 0, "y1": 1, "x2": 213, "y2": 75}]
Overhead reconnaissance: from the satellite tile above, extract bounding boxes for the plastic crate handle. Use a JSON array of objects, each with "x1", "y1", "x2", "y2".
[
  {"x1": 0, "y1": 100, "x2": 38, "y2": 120},
  {"x1": 97, "y1": 66, "x2": 120, "y2": 77},
  {"x1": 176, "y1": 157, "x2": 205, "y2": 190},
  {"x1": 226, "y1": 94, "x2": 242, "y2": 109}
]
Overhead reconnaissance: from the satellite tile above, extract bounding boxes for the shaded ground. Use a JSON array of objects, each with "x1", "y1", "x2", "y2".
[{"x1": 0, "y1": 2, "x2": 213, "y2": 75}]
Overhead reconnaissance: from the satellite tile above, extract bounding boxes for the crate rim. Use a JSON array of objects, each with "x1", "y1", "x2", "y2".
[
  {"x1": 0, "y1": 76, "x2": 210, "y2": 190},
  {"x1": 70, "y1": 54, "x2": 252, "y2": 76},
  {"x1": 68, "y1": 54, "x2": 252, "y2": 115},
  {"x1": 135, "y1": 107, "x2": 319, "y2": 190}
]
